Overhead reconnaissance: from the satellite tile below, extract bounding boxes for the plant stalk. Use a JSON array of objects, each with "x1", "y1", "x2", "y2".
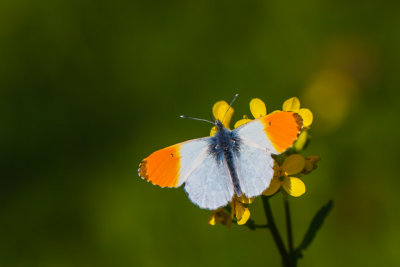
[
  {"x1": 262, "y1": 195, "x2": 291, "y2": 267},
  {"x1": 283, "y1": 193, "x2": 294, "y2": 253}
]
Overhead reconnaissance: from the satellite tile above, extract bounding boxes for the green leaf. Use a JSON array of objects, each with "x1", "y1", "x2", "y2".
[{"x1": 295, "y1": 200, "x2": 334, "y2": 256}]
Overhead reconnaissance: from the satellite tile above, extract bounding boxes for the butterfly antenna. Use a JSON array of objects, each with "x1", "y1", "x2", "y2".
[
  {"x1": 180, "y1": 115, "x2": 215, "y2": 125},
  {"x1": 222, "y1": 93, "x2": 239, "y2": 124}
]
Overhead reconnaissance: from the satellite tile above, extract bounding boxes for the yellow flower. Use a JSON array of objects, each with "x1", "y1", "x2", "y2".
[
  {"x1": 208, "y1": 208, "x2": 232, "y2": 227},
  {"x1": 281, "y1": 97, "x2": 313, "y2": 128},
  {"x1": 234, "y1": 98, "x2": 267, "y2": 128},
  {"x1": 278, "y1": 97, "x2": 313, "y2": 151},
  {"x1": 263, "y1": 154, "x2": 306, "y2": 197},
  {"x1": 236, "y1": 194, "x2": 254, "y2": 204},
  {"x1": 231, "y1": 195, "x2": 253, "y2": 225},
  {"x1": 210, "y1": 101, "x2": 234, "y2": 136},
  {"x1": 303, "y1": 155, "x2": 321, "y2": 174},
  {"x1": 208, "y1": 195, "x2": 253, "y2": 226}
]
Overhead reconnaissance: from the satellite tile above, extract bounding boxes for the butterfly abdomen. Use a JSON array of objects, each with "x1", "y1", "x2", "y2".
[
  {"x1": 224, "y1": 149, "x2": 242, "y2": 196},
  {"x1": 210, "y1": 126, "x2": 243, "y2": 196}
]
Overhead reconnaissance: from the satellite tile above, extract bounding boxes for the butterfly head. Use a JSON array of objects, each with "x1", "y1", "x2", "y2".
[
  {"x1": 212, "y1": 119, "x2": 239, "y2": 153},
  {"x1": 215, "y1": 120, "x2": 225, "y2": 131}
]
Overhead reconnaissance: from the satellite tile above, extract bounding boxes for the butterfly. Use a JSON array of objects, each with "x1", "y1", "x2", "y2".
[{"x1": 138, "y1": 99, "x2": 303, "y2": 210}]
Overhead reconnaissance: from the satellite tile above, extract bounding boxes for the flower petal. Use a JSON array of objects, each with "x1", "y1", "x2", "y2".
[
  {"x1": 237, "y1": 207, "x2": 250, "y2": 225},
  {"x1": 272, "y1": 163, "x2": 281, "y2": 178},
  {"x1": 234, "y1": 118, "x2": 252, "y2": 128},
  {"x1": 282, "y1": 97, "x2": 300, "y2": 112},
  {"x1": 234, "y1": 202, "x2": 251, "y2": 225},
  {"x1": 282, "y1": 154, "x2": 306, "y2": 175},
  {"x1": 263, "y1": 177, "x2": 281, "y2": 196},
  {"x1": 209, "y1": 208, "x2": 232, "y2": 227},
  {"x1": 298, "y1": 108, "x2": 313, "y2": 127},
  {"x1": 212, "y1": 100, "x2": 233, "y2": 128},
  {"x1": 282, "y1": 177, "x2": 306, "y2": 197},
  {"x1": 208, "y1": 213, "x2": 216, "y2": 226},
  {"x1": 250, "y1": 98, "x2": 267, "y2": 118},
  {"x1": 293, "y1": 131, "x2": 308, "y2": 151},
  {"x1": 210, "y1": 126, "x2": 217, "y2": 136},
  {"x1": 237, "y1": 195, "x2": 254, "y2": 204}
]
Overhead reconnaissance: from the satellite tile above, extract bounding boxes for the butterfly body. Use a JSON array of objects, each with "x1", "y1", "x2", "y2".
[
  {"x1": 139, "y1": 111, "x2": 302, "y2": 210},
  {"x1": 209, "y1": 120, "x2": 242, "y2": 196}
]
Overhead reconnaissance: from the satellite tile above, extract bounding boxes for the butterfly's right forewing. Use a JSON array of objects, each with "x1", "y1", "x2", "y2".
[
  {"x1": 235, "y1": 111, "x2": 303, "y2": 154},
  {"x1": 139, "y1": 137, "x2": 210, "y2": 188},
  {"x1": 139, "y1": 136, "x2": 234, "y2": 210}
]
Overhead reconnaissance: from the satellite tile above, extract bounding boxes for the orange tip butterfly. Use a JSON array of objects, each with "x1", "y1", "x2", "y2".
[{"x1": 138, "y1": 96, "x2": 303, "y2": 210}]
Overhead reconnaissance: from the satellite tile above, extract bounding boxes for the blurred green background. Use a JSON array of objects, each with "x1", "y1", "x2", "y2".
[{"x1": 1, "y1": 0, "x2": 399, "y2": 266}]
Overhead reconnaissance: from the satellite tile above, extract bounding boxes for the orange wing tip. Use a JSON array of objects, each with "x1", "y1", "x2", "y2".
[
  {"x1": 292, "y1": 112, "x2": 304, "y2": 131},
  {"x1": 263, "y1": 111, "x2": 303, "y2": 154},
  {"x1": 138, "y1": 160, "x2": 149, "y2": 181},
  {"x1": 138, "y1": 145, "x2": 181, "y2": 188},
  {"x1": 138, "y1": 159, "x2": 179, "y2": 188}
]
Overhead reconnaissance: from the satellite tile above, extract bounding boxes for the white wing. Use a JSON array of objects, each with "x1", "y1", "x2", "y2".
[
  {"x1": 235, "y1": 111, "x2": 303, "y2": 154},
  {"x1": 139, "y1": 136, "x2": 233, "y2": 210},
  {"x1": 184, "y1": 152, "x2": 234, "y2": 210},
  {"x1": 232, "y1": 111, "x2": 302, "y2": 198},
  {"x1": 139, "y1": 137, "x2": 212, "y2": 188},
  {"x1": 234, "y1": 118, "x2": 278, "y2": 153},
  {"x1": 233, "y1": 141, "x2": 274, "y2": 198}
]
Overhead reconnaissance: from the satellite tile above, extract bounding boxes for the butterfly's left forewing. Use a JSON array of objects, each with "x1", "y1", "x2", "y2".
[{"x1": 139, "y1": 137, "x2": 234, "y2": 210}]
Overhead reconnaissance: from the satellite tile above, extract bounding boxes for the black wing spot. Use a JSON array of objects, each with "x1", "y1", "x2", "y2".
[
  {"x1": 292, "y1": 113, "x2": 303, "y2": 130},
  {"x1": 138, "y1": 160, "x2": 148, "y2": 180},
  {"x1": 170, "y1": 153, "x2": 174, "y2": 157},
  {"x1": 269, "y1": 121, "x2": 272, "y2": 126}
]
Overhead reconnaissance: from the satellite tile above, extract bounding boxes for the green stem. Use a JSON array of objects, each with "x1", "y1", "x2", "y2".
[
  {"x1": 283, "y1": 192, "x2": 298, "y2": 267},
  {"x1": 233, "y1": 219, "x2": 268, "y2": 230},
  {"x1": 262, "y1": 195, "x2": 291, "y2": 267},
  {"x1": 283, "y1": 193, "x2": 294, "y2": 253},
  {"x1": 253, "y1": 224, "x2": 269, "y2": 228}
]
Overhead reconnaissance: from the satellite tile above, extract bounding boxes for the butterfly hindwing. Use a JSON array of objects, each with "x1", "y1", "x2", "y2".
[
  {"x1": 233, "y1": 142, "x2": 275, "y2": 198},
  {"x1": 184, "y1": 152, "x2": 234, "y2": 210}
]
